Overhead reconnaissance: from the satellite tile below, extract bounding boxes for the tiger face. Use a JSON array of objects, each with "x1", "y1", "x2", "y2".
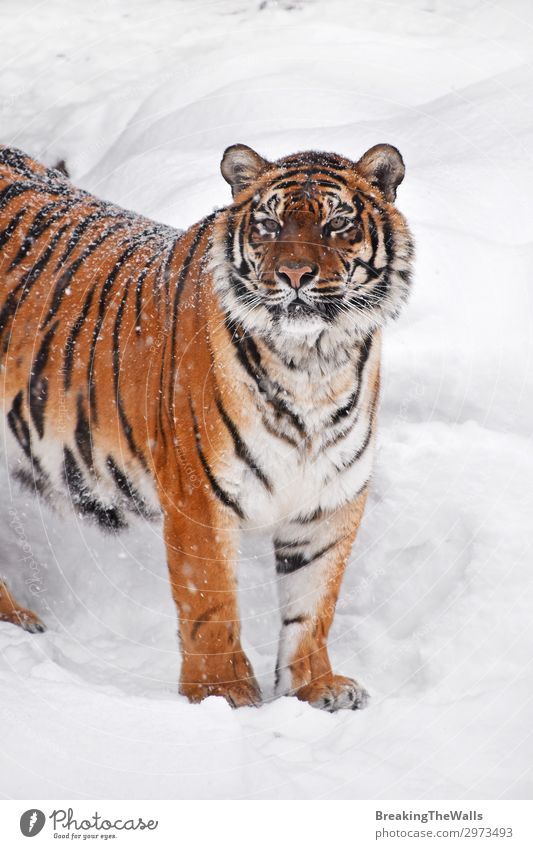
[{"x1": 214, "y1": 143, "x2": 414, "y2": 343}]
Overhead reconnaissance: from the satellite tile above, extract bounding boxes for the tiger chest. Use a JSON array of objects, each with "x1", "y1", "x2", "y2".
[{"x1": 216, "y1": 400, "x2": 375, "y2": 530}]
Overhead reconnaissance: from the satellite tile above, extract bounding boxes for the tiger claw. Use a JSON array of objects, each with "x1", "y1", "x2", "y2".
[{"x1": 20, "y1": 615, "x2": 47, "y2": 634}]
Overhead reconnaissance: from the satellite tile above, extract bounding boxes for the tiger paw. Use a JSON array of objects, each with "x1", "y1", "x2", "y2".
[
  {"x1": 0, "y1": 608, "x2": 46, "y2": 633},
  {"x1": 179, "y1": 647, "x2": 261, "y2": 707},
  {"x1": 180, "y1": 677, "x2": 261, "y2": 708},
  {"x1": 0, "y1": 581, "x2": 46, "y2": 634},
  {"x1": 296, "y1": 675, "x2": 369, "y2": 712}
]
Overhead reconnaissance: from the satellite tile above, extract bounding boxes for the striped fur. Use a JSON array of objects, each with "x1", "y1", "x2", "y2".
[{"x1": 0, "y1": 143, "x2": 413, "y2": 710}]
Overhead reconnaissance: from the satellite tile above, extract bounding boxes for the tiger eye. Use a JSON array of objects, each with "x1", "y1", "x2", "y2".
[
  {"x1": 329, "y1": 215, "x2": 349, "y2": 231},
  {"x1": 262, "y1": 218, "x2": 279, "y2": 233}
]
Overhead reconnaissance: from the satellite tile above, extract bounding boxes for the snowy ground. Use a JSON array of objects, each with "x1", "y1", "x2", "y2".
[{"x1": 1, "y1": 0, "x2": 532, "y2": 799}]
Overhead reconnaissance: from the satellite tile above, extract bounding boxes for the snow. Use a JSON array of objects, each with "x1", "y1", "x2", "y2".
[{"x1": 1, "y1": 0, "x2": 533, "y2": 799}]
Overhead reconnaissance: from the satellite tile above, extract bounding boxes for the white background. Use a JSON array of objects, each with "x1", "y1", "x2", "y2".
[{"x1": 0, "y1": 0, "x2": 532, "y2": 800}]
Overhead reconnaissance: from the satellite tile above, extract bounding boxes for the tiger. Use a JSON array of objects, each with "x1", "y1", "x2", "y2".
[{"x1": 0, "y1": 141, "x2": 414, "y2": 711}]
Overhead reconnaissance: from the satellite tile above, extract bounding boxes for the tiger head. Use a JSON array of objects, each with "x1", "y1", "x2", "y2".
[{"x1": 212, "y1": 143, "x2": 414, "y2": 345}]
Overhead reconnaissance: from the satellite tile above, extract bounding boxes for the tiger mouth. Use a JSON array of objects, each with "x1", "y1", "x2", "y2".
[
  {"x1": 285, "y1": 300, "x2": 318, "y2": 318},
  {"x1": 266, "y1": 296, "x2": 336, "y2": 324}
]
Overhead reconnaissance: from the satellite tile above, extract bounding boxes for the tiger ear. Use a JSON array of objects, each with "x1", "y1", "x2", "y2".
[
  {"x1": 221, "y1": 144, "x2": 270, "y2": 197},
  {"x1": 356, "y1": 144, "x2": 405, "y2": 202}
]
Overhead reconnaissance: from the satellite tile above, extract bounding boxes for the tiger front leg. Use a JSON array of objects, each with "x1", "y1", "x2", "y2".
[
  {"x1": 162, "y1": 497, "x2": 260, "y2": 708},
  {"x1": 274, "y1": 494, "x2": 370, "y2": 712}
]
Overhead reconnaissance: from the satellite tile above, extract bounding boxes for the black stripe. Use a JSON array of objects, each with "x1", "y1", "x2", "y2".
[
  {"x1": 214, "y1": 394, "x2": 271, "y2": 488},
  {"x1": 261, "y1": 412, "x2": 298, "y2": 448},
  {"x1": 353, "y1": 188, "x2": 386, "y2": 213},
  {"x1": 295, "y1": 505, "x2": 325, "y2": 524},
  {"x1": 63, "y1": 284, "x2": 96, "y2": 391},
  {"x1": 189, "y1": 397, "x2": 244, "y2": 519},
  {"x1": 313, "y1": 285, "x2": 343, "y2": 295},
  {"x1": 225, "y1": 322, "x2": 263, "y2": 382},
  {"x1": 336, "y1": 421, "x2": 373, "y2": 472},
  {"x1": 63, "y1": 446, "x2": 126, "y2": 531},
  {"x1": 0, "y1": 209, "x2": 26, "y2": 252},
  {"x1": 237, "y1": 213, "x2": 250, "y2": 276},
  {"x1": 161, "y1": 235, "x2": 182, "y2": 308},
  {"x1": 282, "y1": 615, "x2": 309, "y2": 627},
  {"x1": 111, "y1": 276, "x2": 149, "y2": 471},
  {"x1": 8, "y1": 223, "x2": 69, "y2": 297},
  {"x1": 224, "y1": 316, "x2": 306, "y2": 439},
  {"x1": 268, "y1": 167, "x2": 348, "y2": 188},
  {"x1": 9, "y1": 202, "x2": 69, "y2": 270},
  {"x1": 274, "y1": 539, "x2": 307, "y2": 551},
  {"x1": 168, "y1": 215, "x2": 216, "y2": 420},
  {"x1": 367, "y1": 211, "x2": 379, "y2": 261},
  {"x1": 106, "y1": 455, "x2": 154, "y2": 519},
  {"x1": 261, "y1": 334, "x2": 299, "y2": 369},
  {"x1": 111, "y1": 278, "x2": 130, "y2": 390},
  {"x1": 329, "y1": 334, "x2": 373, "y2": 427},
  {"x1": 7, "y1": 392, "x2": 47, "y2": 484},
  {"x1": 74, "y1": 393, "x2": 94, "y2": 473},
  {"x1": 228, "y1": 270, "x2": 255, "y2": 303},
  {"x1": 87, "y1": 233, "x2": 158, "y2": 423},
  {"x1": 28, "y1": 320, "x2": 60, "y2": 438},
  {"x1": 0, "y1": 181, "x2": 65, "y2": 211},
  {"x1": 353, "y1": 194, "x2": 365, "y2": 214},
  {"x1": 225, "y1": 211, "x2": 252, "y2": 279},
  {"x1": 134, "y1": 247, "x2": 167, "y2": 334},
  {"x1": 190, "y1": 604, "x2": 224, "y2": 641},
  {"x1": 7, "y1": 391, "x2": 33, "y2": 462},
  {"x1": 12, "y1": 465, "x2": 48, "y2": 497},
  {"x1": 225, "y1": 322, "x2": 305, "y2": 448},
  {"x1": 0, "y1": 223, "x2": 69, "y2": 352},
  {"x1": 157, "y1": 334, "x2": 168, "y2": 452},
  {"x1": 0, "y1": 148, "x2": 37, "y2": 178},
  {"x1": 42, "y1": 221, "x2": 128, "y2": 329},
  {"x1": 275, "y1": 538, "x2": 340, "y2": 575},
  {"x1": 53, "y1": 208, "x2": 108, "y2": 270},
  {"x1": 396, "y1": 267, "x2": 411, "y2": 284},
  {"x1": 310, "y1": 179, "x2": 346, "y2": 190},
  {"x1": 117, "y1": 402, "x2": 149, "y2": 471},
  {"x1": 225, "y1": 209, "x2": 236, "y2": 263}
]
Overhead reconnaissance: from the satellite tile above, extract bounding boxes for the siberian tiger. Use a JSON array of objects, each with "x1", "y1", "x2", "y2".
[{"x1": 0, "y1": 142, "x2": 413, "y2": 711}]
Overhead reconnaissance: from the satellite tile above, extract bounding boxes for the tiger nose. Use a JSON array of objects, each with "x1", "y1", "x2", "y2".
[{"x1": 276, "y1": 262, "x2": 317, "y2": 290}]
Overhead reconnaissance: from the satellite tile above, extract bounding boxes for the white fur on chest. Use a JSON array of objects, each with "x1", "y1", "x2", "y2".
[
  {"x1": 215, "y1": 329, "x2": 380, "y2": 530},
  {"x1": 218, "y1": 383, "x2": 375, "y2": 531},
  {"x1": 243, "y1": 425, "x2": 373, "y2": 529}
]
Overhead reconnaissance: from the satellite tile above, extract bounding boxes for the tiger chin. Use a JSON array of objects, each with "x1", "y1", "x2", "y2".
[{"x1": 0, "y1": 142, "x2": 414, "y2": 712}]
